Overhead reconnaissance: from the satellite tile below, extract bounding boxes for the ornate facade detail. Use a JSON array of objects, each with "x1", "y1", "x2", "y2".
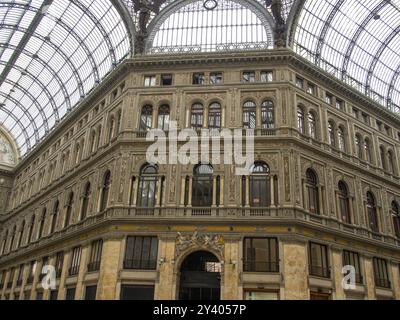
[{"x1": 175, "y1": 231, "x2": 224, "y2": 259}]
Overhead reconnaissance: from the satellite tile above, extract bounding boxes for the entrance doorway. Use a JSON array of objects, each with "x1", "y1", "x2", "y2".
[{"x1": 179, "y1": 251, "x2": 221, "y2": 300}]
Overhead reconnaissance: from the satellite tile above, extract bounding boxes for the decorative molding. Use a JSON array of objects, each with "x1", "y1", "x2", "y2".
[{"x1": 175, "y1": 231, "x2": 224, "y2": 258}]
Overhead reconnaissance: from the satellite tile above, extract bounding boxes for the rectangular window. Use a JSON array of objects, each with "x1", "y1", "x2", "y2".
[
  {"x1": 384, "y1": 125, "x2": 391, "y2": 136},
  {"x1": 27, "y1": 261, "x2": 36, "y2": 284},
  {"x1": 16, "y1": 264, "x2": 24, "y2": 287},
  {"x1": 361, "y1": 112, "x2": 370, "y2": 124},
  {"x1": 50, "y1": 290, "x2": 58, "y2": 300},
  {"x1": 261, "y1": 71, "x2": 273, "y2": 83},
  {"x1": 309, "y1": 242, "x2": 330, "y2": 278},
  {"x1": 161, "y1": 74, "x2": 173, "y2": 86},
  {"x1": 243, "y1": 238, "x2": 279, "y2": 272},
  {"x1": 69, "y1": 246, "x2": 82, "y2": 276},
  {"x1": 124, "y1": 236, "x2": 158, "y2": 270},
  {"x1": 7, "y1": 267, "x2": 15, "y2": 288},
  {"x1": 65, "y1": 287, "x2": 76, "y2": 300},
  {"x1": 244, "y1": 290, "x2": 279, "y2": 300},
  {"x1": 36, "y1": 291, "x2": 43, "y2": 300},
  {"x1": 343, "y1": 250, "x2": 363, "y2": 284},
  {"x1": 88, "y1": 239, "x2": 103, "y2": 272},
  {"x1": 144, "y1": 75, "x2": 156, "y2": 87},
  {"x1": 0, "y1": 270, "x2": 6, "y2": 288},
  {"x1": 352, "y1": 107, "x2": 359, "y2": 119},
  {"x1": 120, "y1": 285, "x2": 154, "y2": 300},
  {"x1": 85, "y1": 285, "x2": 97, "y2": 300},
  {"x1": 210, "y1": 72, "x2": 223, "y2": 84},
  {"x1": 192, "y1": 73, "x2": 205, "y2": 85},
  {"x1": 373, "y1": 257, "x2": 391, "y2": 288},
  {"x1": 55, "y1": 251, "x2": 64, "y2": 278},
  {"x1": 325, "y1": 93, "x2": 333, "y2": 105},
  {"x1": 335, "y1": 98, "x2": 344, "y2": 110},
  {"x1": 242, "y1": 71, "x2": 255, "y2": 83},
  {"x1": 296, "y1": 77, "x2": 304, "y2": 89},
  {"x1": 307, "y1": 83, "x2": 316, "y2": 95},
  {"x1": 376, "y1": 120, "x2": 383, "y2": 131}
]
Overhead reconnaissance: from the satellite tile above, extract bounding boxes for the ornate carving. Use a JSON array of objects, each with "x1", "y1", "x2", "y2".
[
  {"x1": 284, "y1": 156, "x2": 291, "y2": 202},
  {"x1": 0, "y1": 132, "x2": 16, "y2": 166},
  {"x1": 175, "y1": 231, "x2": 224, "y2": 258}
]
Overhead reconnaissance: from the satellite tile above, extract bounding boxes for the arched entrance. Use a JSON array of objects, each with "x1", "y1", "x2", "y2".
[{"x1": 179, "y1": 251, "x2": 221, "y2": 300}]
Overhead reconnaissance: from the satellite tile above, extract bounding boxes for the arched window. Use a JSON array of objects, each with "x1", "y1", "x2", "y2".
[
  {"x1": 38, "y1": 208, "x2": 46, "y2": 238},
  {"x1": 261, "y1": 100, "x2": 274, "y2": 129},
  {"x1": 328, "y1": 120, "x2": 335, "y2": 147},
  {"x1": 338, "y1": 126, "x2": 346, "y2": 152},
  {"x1": 306, "y1": 169, "x2": 319, "y2": 215},
  {"x1": 364, "y1": 138, "x2": 371, "y2": 163},
  {"x1": 249, "y1": 162, "x2": 270, "y2": 207},
  {"x1": 208, "y1": 103, "x2": 221, "y2": 129},
  {"x1": 137, "y1": 164, "x2": 158, "y2": 208},
  {"x1": 90, "y1": 130, "x2": 96, "y2": 153},
  {"x1": 380, "y1": 146, "x2": 386, "y2": 170},
  {"x1": 191, "y1": 103, "x2": 204, "y2": 130},
  {"x1": 387, "y1": 150, "x2": 395, "y2": 174},
  {"x1": 50, "y1": 200, "x2": 59, "y2": 234},
  {"x1": 27, "y1": 215, "x2": 35, "y2": 244},
  {"x1": 81, "y1": 183, "x2": 91, "y2": 220},
  {"x1": 355, "y1": 134, "x2": 362, "y2": 159},
  {"x1": 391, "y1": 201, "x2": 400, "y2": 238},
  {"x1": 157, "y1": 105, "x2": 170, "y2": 131},
  {"x1": 338, "y1": 181, "x2": 351, "y2": 223},
  {"x1": 297, "y1": 107, "x2": 305, "y2": 134},
  {"x1": 9, "y1": 226, "x2": 16, "y2": 251},
  {"x1": 108, "y1": 116, "x2": 115, "y2": 142},
  {"x1": 243, "y1": 101, "x2": 256, "y2": 129},
  {"x1": 308, "y1": 112, "x2": 316, "y2": 138},
  {"x1": 139, "y1": 105, "x2": 153, "y2": 132},
  {"x1": 100, "y1": 171, "x2": 111, "y2": 212},
  {"x1": 366, "y1": 192, "x2": 379, "y2": 233},
  {"x1": 64, "y1": 192, "x2": 74, "y2": 228},
  {"x1": 17, "y1": 220, "x2": 25, "y2": 248},
  {"x1": 192, "y1": 164, "x2": 213, "y2": 207}
]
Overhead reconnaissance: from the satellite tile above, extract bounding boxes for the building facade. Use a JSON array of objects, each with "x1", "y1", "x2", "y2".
[{"x1": 0, "y1": 50, "x2": 400, "y2": 300}]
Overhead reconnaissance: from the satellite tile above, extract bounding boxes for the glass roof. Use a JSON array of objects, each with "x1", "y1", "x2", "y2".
[
  {"x1": 0, "y1": 0, "x2": 131, "y2": 157},
  {"x1": 294, "y1": 0, "x2": 400, "y2": 114}
]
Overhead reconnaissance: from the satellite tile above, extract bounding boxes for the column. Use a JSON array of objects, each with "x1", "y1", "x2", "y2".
[
  {"x1": 180, "y1": 177, "x2": 186, "y2": 207},
  {"x1": 390, "y1": 261, "x2": 400, "y2": 299},
  {"x1": 281, "y1": 238, "x2": 309, "y2": 300},
  {"x1": 221, "y1": 107, "x2": 225, "y2": 128},
  {"x1": 363, "y1": 255, "x2": 376, "y2": 300},
  {"x1": 154, "y1": 235, "x2": 176, "y2": 300},
  {"x1": 220, "y1": 176, "x2": 224, "y2": 207},
  {"x1": 331, "y1": 247, "x2": 345, "y2": 299},
  {"x1": 132, "y1": 178, "x2": 139, "y2": 206},
  {"x1": 349, "y1": 197, "x2": 355, "y2": 224},
  {"x1": 318, "y1": 186, "x2": 324, "y2": 215},
  {"x1": 222, "y1": 237, "x2": 240, "y2": 300},
  {"x1": 152, "y1": 107, "x2": 159, "y2": 129},
  {"x1": 245, "y1": 176, "x2": 250, "y2": 207},
  {"x1": 155, "y1": 176, "x2": 162, "y2": 208},
  {"x1": 75, "y1": 244, "x2": 89, "y2": 299},
  {"x1": 57, "y1": 251, "x2": 71, "y2": 300},
  {"x1": 188, "y1": 177, "x2": 193, "y2": 207},
  {"x1": 212, "y1": 176, "x2": 217, "y2": 207},
  {"x1": 97, "y1": 236, "x2": 124, "y2": 300},
  {"x1": 270, "y1": 176, "x2": 275, "y2": 207},
  {"x1": 302, "y1": 181, "x2": 309, "y2": 210}
]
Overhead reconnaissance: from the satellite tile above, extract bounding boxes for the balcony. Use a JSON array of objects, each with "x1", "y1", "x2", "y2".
[
  {"x1": 87, "y1": 261, "x2": 101, "y2": 273},
  {"x1": 309, "y1": 266, "x2": 330, "y2": 278},
  {"x1": 243, "y1": 261, "x2": 280, "y2": 273}
]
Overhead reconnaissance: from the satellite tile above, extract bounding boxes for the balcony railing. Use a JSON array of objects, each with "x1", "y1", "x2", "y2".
[
  {"x1": 243, "y1": 261, "x2": 279, "y2": 273},
  {"x1": 374, "y1": 277, "x2": 391, "y2": 289},
  {"x1": 123, "y1": 259, "x2": 157, "y2": 270},
  {"x1": 69, "y1": 266, "x2": 80, "y2": 276},
  {"x1": 87, "y1": 261, "x2": 101, "y2": 272},
  {"x1": 309, "y1": 266, "x2": 330, "y2": 278}
]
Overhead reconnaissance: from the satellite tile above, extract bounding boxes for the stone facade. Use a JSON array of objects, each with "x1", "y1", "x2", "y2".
[{"x1": 0, "y1": 50, "x2": 400, "y2": 300}]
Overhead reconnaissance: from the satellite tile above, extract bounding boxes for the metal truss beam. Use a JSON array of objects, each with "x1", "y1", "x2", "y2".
[
  {"x1": 341, "y1": 0, "x2": 389, "y2": 80},
  {"x1": 0, "y1": 61, "x2": 59, "y2": 125},
  {"x1": 2, "y1": 78, "x2": 50, "y2": 133},
  {"x1": 285, "y1": 0, "x2": 306, "y2": 47},
  {"x1": 111, "y1": 0, "x2": 136, "y2": 57},
  {"x1": 0, "y1": 23, "x2": 85, "y2": 99},
  {"x1": 0, "y1": 43, "x2": 71, "y2": 113},
  {"x1": 365, "y1": 25, "x2": 400, "y2": 97},
  {"x1": 387, "y1": 64, "x2": 400, "y2": 107},
  {"x1": 0, "y1": 0, "x2": 53, "y2": 89},
  {"x1": 314, "y1": 0, "x2": 344, "y2": 66}
]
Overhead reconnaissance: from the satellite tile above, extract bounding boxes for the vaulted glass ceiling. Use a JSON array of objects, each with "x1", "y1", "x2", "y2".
[
  {"x1": 294, "y1": 0, "x2": 400, "y2": 114},
  {"x1": 0, "y1": 0, "x2": 131, "y2": 156}
]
